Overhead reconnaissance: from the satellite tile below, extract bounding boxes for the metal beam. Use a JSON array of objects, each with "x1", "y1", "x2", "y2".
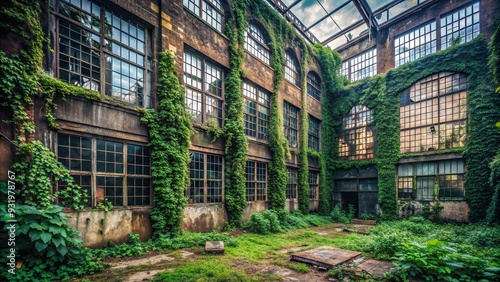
[
  {"x1": 304, "y1": 0, "x2": 352, "y2": 32},
  {"x1": 321, "y1": 20, "x2": 365, "y2": 45},
  {"x1": 282, "y1": 0, "x2": 304, "y2": 14},
  {"x1": 352, "y1": 0, "x2": 379, "y2": 32}
]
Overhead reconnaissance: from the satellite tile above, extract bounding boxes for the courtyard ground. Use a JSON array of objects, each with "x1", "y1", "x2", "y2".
[{"x1": 74, "y1": 222, "x2": 385, "y2": 282}]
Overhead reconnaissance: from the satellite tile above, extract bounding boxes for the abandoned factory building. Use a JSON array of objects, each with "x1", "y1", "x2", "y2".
[{"x1": 1, "y1": 0, "x2": 499, "y2": 247}]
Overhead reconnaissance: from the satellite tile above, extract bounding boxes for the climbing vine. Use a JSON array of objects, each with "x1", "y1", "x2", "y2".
[
  {"x1": 312, "y1": 44, "x2": 345, "y2": 215},
  {"x1": 322, "y1": 37, "x2": 500, "y2": 221},
  {"x1": 222, "y1": 0, "x2": 249, "y2": 229},
  {"x1": 12, "y1": 140, "x2": 88, "y2": 210},
  {"x1": 298, "y1": 52, "x2": 310, "y2": 214},
  {"x1": 141, "y1": 52, "x2": 193, "y2": 238},
  {"x1": 245, "y1": 0, "x2": 314, "y2": 219}
]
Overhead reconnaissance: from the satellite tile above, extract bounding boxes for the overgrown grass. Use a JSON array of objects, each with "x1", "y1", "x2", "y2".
[
  {"x1": 79, "y1": 215, "x2": 500, "y2": 282},
  {"x1": 153, "y1": 259, "x2": 281, "y2": 281}
]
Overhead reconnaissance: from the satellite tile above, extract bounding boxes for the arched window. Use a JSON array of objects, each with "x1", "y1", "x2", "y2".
[
  {"x1": 400, "y1": 72, "x2": 468, "y2": 153},
  {"x1": 285, "y1": 50, "x2": 300, "y2": 86},
  {"x1": 244, "y1": 23, "x2": 270, "y2": 65},
  {"x1": 338, "y1": 105, "x2": 375, "y2": 160},
  {"x1": 307, "y1": 71, "x2": 321, "y2": 101}
]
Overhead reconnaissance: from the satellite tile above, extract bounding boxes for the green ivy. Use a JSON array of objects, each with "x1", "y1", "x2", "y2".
[
  {"x1": 321, "y1": 37, "x2": 500, "y2": 222},
  {"x1": 312, "y1": 44, "x2": 344, "y2": 215},
  {"x1": 141, "y1": 52, "x2": 193, "y2": 238},
  {"x1": 12, "y1": 141, "x2": 88, "y2": 211},
  {"x1": 0, "y1": 0, "x2": 45, "y2": 143},
  {"x1": 246, "y1": 0, "x2": 313, "y2": 219},
  {"x1": 487, "y1": 151, "x2": 500, "y2": 225},
  {"x1": 222, "y1": 0, "x2": 249, "y2": 229},
  {"x1": 298, "y1": 50, "x2": 310, "y2": 214},
  {"x1": 488, "y1": 16, "x2": 500, "y2": 92}
]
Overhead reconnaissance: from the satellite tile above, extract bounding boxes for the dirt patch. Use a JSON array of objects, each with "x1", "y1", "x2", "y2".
[
  {"x1": 111, "y1": 254, "x2": 175, "y2": 270},
  {"x1": 123, "y1": 270, "x2": 162, "y2": 282}
]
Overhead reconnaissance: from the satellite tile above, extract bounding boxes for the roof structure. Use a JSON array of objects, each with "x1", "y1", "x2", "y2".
[{"x1": 265, "y1": 0, "x2": 439, "y2": 50}]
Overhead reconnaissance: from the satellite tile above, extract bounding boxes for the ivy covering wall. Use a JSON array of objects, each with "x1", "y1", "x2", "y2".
[
  {"x1": 244, "y1": 0, "x2": 314, "y2": 219},
  {"x1": 222, "y1": 0, "x2": 249, "y2": 228},
  {"x1": 322, "y1": 37, "x2": 500, "y2": 222},
  {"x1": 141, "y1": 52, "x2": 193, "y2": 237}
]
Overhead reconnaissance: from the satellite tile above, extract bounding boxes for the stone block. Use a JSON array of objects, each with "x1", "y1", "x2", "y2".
[{"x1": 205, "y1": 240, "x2": 224, "y2": 254}]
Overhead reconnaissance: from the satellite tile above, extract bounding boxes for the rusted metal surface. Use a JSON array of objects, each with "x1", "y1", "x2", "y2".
[{"x1": 290, "y1": 247, "x2": 362, "y2": 269}]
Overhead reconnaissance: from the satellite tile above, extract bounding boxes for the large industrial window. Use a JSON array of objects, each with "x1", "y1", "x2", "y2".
[
  {"x1": 308, "y1": 115, "x2": 320, "y2": 152},
  {"x1": 56, "y1": 133, "x2": 151, "y2": 207},
  {"x1": 342, "y1": 48, "x2": 377, "y2": 82},
  {"x1": 286, "y1": 167, "x2": 298, "y2": 199},
  {"x1": 184, "y1": 50, "x2": 224, "y2": 127},
  {"x1": 246, "y1": 161, "x2": 267, "y2": 201},
  {"x1": 283, "y1": 102, "x2": 299, "y2": 148},
  {"x1": 395, "y1": 21, "x2": 436, "y2": 67},
  {"x1": 400, "y1": 72, "x2": 468, "y2": 153},
  {"x1": 398, "y1": 159, "x2": 465, "y2": 200},
  {"x1": 242, "y1": 82, "x2": 270, "y2": 141},
  {"x1": 245, "y1": 23, "x2": 270, "y2": 65},
  {"x1": 309, "y1": 170, "x2": 319, "y2": 200},
  {"x1": 188, "y1": 152, "x2": 223, "y2": 204},
  {"x1": 285, "y1": 51, "x2": 300, "y2": 86},
  {"x1": 440, "y1": 2, "x2": 480, "y2": 49},
  {"x1": 307, "y1": 71, "x2": 321, "y2": 101},
  {"x1": 56, "y1": 0, "x2": 152, "y2": 107},
  {"x1": 184, "y1": 0, "x2": 224, "y2": 32},
  {"x1": 338, "y1": 105, "x2": 375, "y2": 160}
]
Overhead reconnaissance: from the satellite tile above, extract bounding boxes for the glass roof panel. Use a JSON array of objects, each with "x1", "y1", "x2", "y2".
[
  {"x1": 289, "y1": 0, "x2": 353, "y2": 27},
  {"x1": 326, "y1": 23, "x2": 368, "y2": 49},
  {"x1": 307, "y1": 1, "x2": 362, "y2": 42},
  {"x1": 267, "y1": 0, "x2": 434, "y2": 50},
  {"x1": 367, "y1": 0, "x2": 393, "y2": 11}
]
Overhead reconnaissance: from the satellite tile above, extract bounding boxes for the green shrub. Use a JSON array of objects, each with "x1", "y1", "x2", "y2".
[
  {"x1": 0, "y1": 204, "x2": 103, "y2": 281},
  {"x1": 247, "y1": 213, "x2": 271, "y2": 234},
  {"x1": 330, "y1": 205, "x2": 350, "y2": 224},
  {"x1": 360, "y1": 212, "x2": 377, "y2": 220},
  {"x1": 262, "y1": 210, "x2": 283, "y2": 233},
  {"x1": 389, "y1": 239, "x2": 500, "y2": 281}
]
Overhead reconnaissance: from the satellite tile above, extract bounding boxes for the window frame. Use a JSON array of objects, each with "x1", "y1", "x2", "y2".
[
  {"x1": 242, "y1": 81, "x2": 271, "y2": 141},
  {"x1": 341, "y1": 48, "x2": 377, "y2": 82},
  {"x1": 399, "y1": 72, "x2": 468, "y2": 153},
  {"x1": 440, "y1": 2, "x2": 480, "y2": 50},
  {"x1": 309, "y1": 170, "x2": 319, "y2": 200},
  {"x1": 308, "y1": 115, "x2": 321, "y2": 152},
  {"x1": 307, "y1": 71, "x2": 322, "y2": 101},
  {"x1": 187, "y1": 151, "x2": 224, "y2": 204},
  {"x1": 397, "y1": 159, "x2": 465, "y2": 201},
  {"x1": 394, "y1": 21, "x2": 437, "y2": 67},
  {"x1": 54, "y1": 0, "x2": 152, "y2": 108},
  {"x1": 245, "y1": 160, "x2": 268, "y2": 202},
  {"x1": 283, "y1": 101, "x2": 299, "y2": 148},
  {"x1": 284, "y1": 50, "x2": 301, "y2": 86},
  {"x1": 183, "y1": 0, "x2": 224, "y2": 32},
  {"x1": 56, "y1": 133, "x2": 152, "y2": 208},
  {"x1": 244, "y1": 22, "x2": 270, "y2": 65},
  {"x1": 183, "y1": 49, "x2": 225, "y2": 128},
  {"x1": 286, "y1": 166, "x2": 299, "y2": 200},
  {"x1": 338, "y1": 105, "x2": 375, "y2": 160}
]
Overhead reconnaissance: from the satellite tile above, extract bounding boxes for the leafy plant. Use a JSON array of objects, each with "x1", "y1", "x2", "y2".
[
  {"x1": 330, "y1": 204, "x2": 351, "y2": 224},
  {"x1": 96, "y1": 199, "x2": 113, "y2": 212},
  {"x1": 390, "y1": 239, "x2": 500, "y2": 281},
  {"x1": 0, "y1": 204, "x2": 103, "y2": 281},
  {"x1": 12, "y1": 141, "x2": 88, "y2": 211},
  {"x1": 141, "y1": 51, "x2": 193, "y2": 238},
  {"x1": 361, "y1": 212, "x2": 377, "y2": 220}
]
